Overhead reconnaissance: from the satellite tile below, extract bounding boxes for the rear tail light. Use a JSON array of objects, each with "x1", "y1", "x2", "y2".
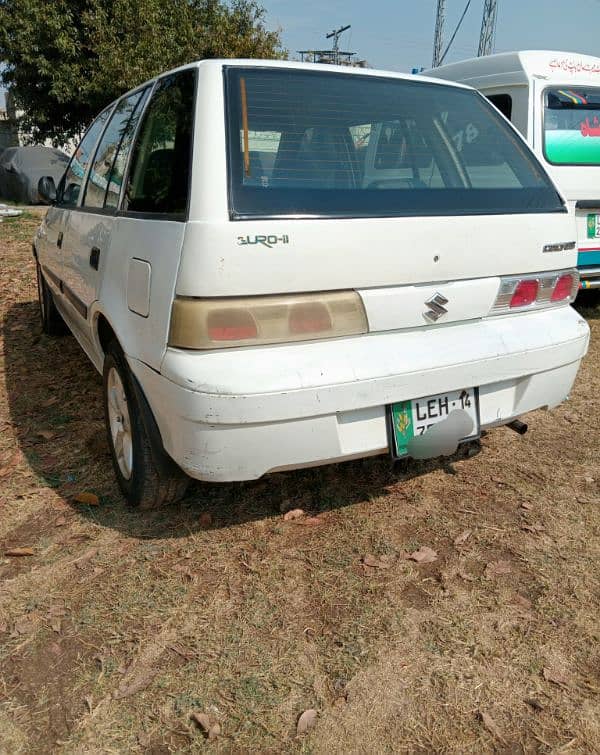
[
  {"x1": 510, "y1": 279, "x2": 538, "y2": 308},
  {"x1": 551, "y1": 273, "x2": 575, "y2": 302},
  {"x1": 491, "y1": 269, "x2": 579, "y2": 315},
  {"x1": 169, "y1": 290, "x2": 368, "y2": 350}
]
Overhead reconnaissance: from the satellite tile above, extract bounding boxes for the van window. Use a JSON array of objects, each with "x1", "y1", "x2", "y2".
[
  {"x1": 83, "y1": 88, "x2": 149, "y2": 210},
  {"x1": 225, "y1": 68, "x2": 562, "y2": 219},
  {"x1": 544, "y1": 87, "x2": 600, "y2": 165},
  {"x1": 122, "y1": 70, "x2": 195, "y2": 217},
  {"x1": 487, "y1": 94, "x2": 512, "y2": 120},
  {"x1": 60, "y1": 107, "x2": 112, "y2": 206}
]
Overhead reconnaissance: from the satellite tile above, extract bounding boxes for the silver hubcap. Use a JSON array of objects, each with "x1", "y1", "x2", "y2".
[{"x1": 107, "y1": 367, "x2": 133, "y2": 480}]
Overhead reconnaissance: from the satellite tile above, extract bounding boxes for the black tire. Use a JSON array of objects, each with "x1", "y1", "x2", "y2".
[
  {"x1": 36, "y1": 262, "x2": 67, "y2": 336},
  {"x1": 103, "y1": 341, "x2": 189, "y2": 509}
]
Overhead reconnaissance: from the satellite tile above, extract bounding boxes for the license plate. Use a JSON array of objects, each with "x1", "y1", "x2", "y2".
[
  {"x1": 587, "y1": 213, "x2": 600, "y2": 239},
  {"x1": 387, "y1": 387, "x2": 480, "y2": 459}
]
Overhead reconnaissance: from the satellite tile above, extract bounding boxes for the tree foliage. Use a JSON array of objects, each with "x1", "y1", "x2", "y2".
[{"x1": 0, "y1": 0, "x2": 283, "y2": 144}]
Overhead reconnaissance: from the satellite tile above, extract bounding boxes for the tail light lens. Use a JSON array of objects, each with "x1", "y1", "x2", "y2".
[
  {"x1": 510, "y1": 279, "x2": 538, "y2": 308},
  {"x1": 169, "y1": 291, "x2": 368, "y2": 350},
  {"x1": 491, "y1": 269, "x2": 579, "y2": 315},
  {"x1": 551, "y1": 273, "x2": 575, "y2": 302}
]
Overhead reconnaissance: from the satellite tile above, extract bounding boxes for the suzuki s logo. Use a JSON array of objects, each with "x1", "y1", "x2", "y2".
[{"x1": 423, "y1": 292, "x2": 449, "y2": 323}]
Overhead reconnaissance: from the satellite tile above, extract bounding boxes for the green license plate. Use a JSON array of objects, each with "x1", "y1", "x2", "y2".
[{"x1": 388, "y1": 387, "x2": 480, "y2": 459}]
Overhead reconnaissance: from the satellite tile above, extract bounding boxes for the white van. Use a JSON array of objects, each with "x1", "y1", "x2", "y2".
[
  {"x1": 426, "y1": 50, "x2": 600, "y2": 291},
  {"x1": 34, "y1": 59, "x2": 589, "y2": 509}
]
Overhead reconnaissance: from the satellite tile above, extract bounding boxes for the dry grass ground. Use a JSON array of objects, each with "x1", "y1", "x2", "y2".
[{"x1": 0, "y1": 210, "x2": 599, "y2": 754}]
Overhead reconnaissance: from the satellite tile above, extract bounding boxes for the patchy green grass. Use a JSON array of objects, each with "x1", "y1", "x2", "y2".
[{"x1": 0, "y1": 211, "x2": 599, "y2": 752}]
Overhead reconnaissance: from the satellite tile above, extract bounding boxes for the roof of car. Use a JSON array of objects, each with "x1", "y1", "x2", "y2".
[{"x1": 117, "y1": 57, "x2": 474, "y2": 102}]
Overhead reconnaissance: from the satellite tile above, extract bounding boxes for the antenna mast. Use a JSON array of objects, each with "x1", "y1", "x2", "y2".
[
  {"x1": 432, "y1": 0, "x2": 446, "y2": 68},
  {"x1": 478, "y1": 0, "x2": 498, "y2": 57}
]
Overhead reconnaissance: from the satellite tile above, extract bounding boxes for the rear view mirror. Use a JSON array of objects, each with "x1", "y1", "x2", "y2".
[{"x1": 38, "y1": 176, "x2": 57, "y2": 204}]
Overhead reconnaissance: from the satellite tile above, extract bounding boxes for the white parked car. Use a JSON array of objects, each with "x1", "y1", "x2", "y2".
[{"x1": 34, "y1": 59, "x2": 590, "y2": 509}]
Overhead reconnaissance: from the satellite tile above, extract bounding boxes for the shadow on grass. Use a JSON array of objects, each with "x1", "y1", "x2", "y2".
[
  {"x1": 575, "y1": 290, "x2": 600, "y2": 320},
  {"x1": 3, "y1": 300, "x2": 478, "y2": 540}
]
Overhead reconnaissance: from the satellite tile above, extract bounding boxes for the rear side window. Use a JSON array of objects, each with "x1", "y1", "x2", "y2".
[
  {"x1": 60, "y1": 107, "x2": 112, "y2": 206},
  {"x1": 83, "y1": 88, "x2": 149, "y2": 209},
  {"x1": 122, "y1": 70, "x2": 196, "y2": 217},
  {"x1": 544, "y1": 86, "x2": 600, "y2": 165},
  {"x1": 225, "y1": 68, "x2": 563, "y2": 219}
]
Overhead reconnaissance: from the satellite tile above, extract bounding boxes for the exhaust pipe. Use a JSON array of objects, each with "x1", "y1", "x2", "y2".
[{"x1": 507, "y1": 419, "x2": 528, "y2": 435}]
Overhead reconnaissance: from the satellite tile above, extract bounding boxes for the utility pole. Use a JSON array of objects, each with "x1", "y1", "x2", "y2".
[
  {"x1": 432, "y1": 0, "x2": 446, "y2": 68},
  {"x1": 478, "y1": 0, "x2": 498, "y2": 57}
]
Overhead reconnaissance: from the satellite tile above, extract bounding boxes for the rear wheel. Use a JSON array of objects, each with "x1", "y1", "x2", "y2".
[
  {"x1": 36, "y1": 262, "x2": 67, "y2": 335},
  {"x1": 103, "y1": 341, "x2": 189, "y2": 509}
]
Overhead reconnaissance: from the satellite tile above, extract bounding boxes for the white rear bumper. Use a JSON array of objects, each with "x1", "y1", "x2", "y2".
[{"x1": 129, "y1": 306, "x2": 589, "y2": 482}]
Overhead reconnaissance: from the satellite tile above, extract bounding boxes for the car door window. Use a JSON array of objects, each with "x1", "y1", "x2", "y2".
[
  {"x1": 122, "y1": 69, "x2": 195, "y2": 217},
  {"x1": 83, "y1": 88, "x2": 150, "y2": 210},
  {"x1": 60, "y1": 107, "x2": 112, "y2": 207}
]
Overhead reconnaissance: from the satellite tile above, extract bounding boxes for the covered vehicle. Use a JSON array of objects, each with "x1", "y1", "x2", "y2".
[{"x1": 0, "y1": 146, "x2": 69, "y2": 204}]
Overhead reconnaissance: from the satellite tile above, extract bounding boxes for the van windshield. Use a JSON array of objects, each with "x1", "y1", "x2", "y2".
[
  {"x1": 225, "y1": 67, "x2": 563, "y2": 219},
  {"x1": 544, "y1": 86, "x2": 600, "y2": 165}
]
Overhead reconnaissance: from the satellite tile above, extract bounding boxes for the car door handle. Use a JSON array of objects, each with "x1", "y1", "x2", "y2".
[
  {"x1": 57, "y1": 231, "x2": 63, "y2": 249},
  {"x1": 90, "y1": 247, "x2": 101, "y2": 270}
]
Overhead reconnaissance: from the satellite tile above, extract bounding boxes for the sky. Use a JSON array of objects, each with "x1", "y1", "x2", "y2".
[
  {"x1": 2, "y1": 0, "x2": 600, "y2": 110},
  {"x1": 265, "y1": 0, "x2": 600, "y2": 72}
]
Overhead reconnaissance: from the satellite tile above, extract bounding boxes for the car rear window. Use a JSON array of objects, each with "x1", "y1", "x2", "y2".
[
  {"x1": 544, "y1": 86, "x2": 600, "y2": 165},
  {"x1": 225, "y1": 67, "x2": 563, "y2": 219}
]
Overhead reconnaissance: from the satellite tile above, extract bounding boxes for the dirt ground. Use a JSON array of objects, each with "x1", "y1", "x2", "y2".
[{"x1": 1, "y1": 209, "x2": 599, "y2": 754}]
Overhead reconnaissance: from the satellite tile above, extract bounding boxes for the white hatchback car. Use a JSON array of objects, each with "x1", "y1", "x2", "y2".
[{"x1": 34, "y1": 59, "x2": 589, "y2": 509}]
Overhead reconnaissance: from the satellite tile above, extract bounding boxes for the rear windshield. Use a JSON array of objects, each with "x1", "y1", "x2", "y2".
[
  {"x1": 544, "y1": 86, "x2": 600, "y2": 166},
  {"x1": 225, "y1": 67, "x2": 563, "y2": 219}
]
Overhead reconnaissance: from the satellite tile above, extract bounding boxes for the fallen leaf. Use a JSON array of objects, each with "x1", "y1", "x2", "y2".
[
  {"x1": 113, "y1": 667, "x2": 158, "y2": 699},
  {"x1": 512, "y1": 594, "x2": 532, "y2": 610},
  {"x1": 198, "y1": 512, "x2": 212, "y2": 529},
  {"x1": 54, "y1": 515, "x2": 67, "y2": 527},
  {"x1": 525, "y1": 697, "x2": 544, "y2": 712},
  {"x1": 73, "y1": 492, "x2": 100, "y2": 506},
  {"x1": 480, "y1": 711, "x2": 505, "y2": 743},
  {"x1": 453, "y1": 530, "x2": 472, "y2": 546},
  {"x1": 520, "y1": 502, "x2": 533, "y2": 511},
  {"x1": 73, "y1": 548, "x2": 98, "y2": 569},
  {"x1": 543, "y1": 667, "x2": 570, "y2": 687},
  {"x1": 36, "y1": 430, "x2": 55, "y2": 440},
  {"x1": 283, "y1": 508, "x2": 305, "y2": 521},
  {"x1": 296, "y1": 708, "x2": 317, "y2": 735},
  {"x1": 5, "y1": 547, "x2": 34, "y2": 557},
  {"x1": 191, "y1": 711, "x2": 221, "y2": 739},
  {"x1": 522, "y1": 523, "x2": 544, "y2": 534},
  {"x1": 363, "y1": 554, "x2": 393, "y2": 569},
  {"x1": 50, "y1": 617, "x2": 61, "y2": 633},
  {"x1": 485, "y1": 560, "x2": 512, "y2": 579},
  {"x1": 14, "y1": 615, "x2": 35, "y2": 634},
  {"x1": 301, "y1": 516, "x2": 323, "y2": 526},
  {"x1": 407, "y1": 546, "x2": 438, "y2": 564},
  {"x1": 41, "y1": 396, "x2": 59, "y2": 408}
]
